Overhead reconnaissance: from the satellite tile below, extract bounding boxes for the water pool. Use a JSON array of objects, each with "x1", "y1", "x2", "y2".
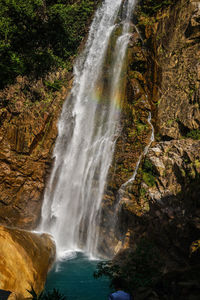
[{"x1": 45, "y1": 252, "x2": 111, "y2": 300}]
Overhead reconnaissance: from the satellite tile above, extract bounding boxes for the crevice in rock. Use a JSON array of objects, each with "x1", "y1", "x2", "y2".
[
  {"x1": 0, "y1": 200, "x2": 9, "y2": 206},
  {"x1": 185, "y1": 21, "x2": 200, "y2": 39},
  {"x1": 177, "y1": 120, "x2": 191, "y2": 137},
  {"x1": 161, "y1": 135, "x2": 174, "y2": 141},
  {"x1": 28, "y1": 114, "x2": 52, "y2": 155}
]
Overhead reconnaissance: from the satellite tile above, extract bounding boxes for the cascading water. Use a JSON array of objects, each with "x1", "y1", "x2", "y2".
[
  {"x1": 117, "y1": 112, "x2": 155, "y2": 204},
  {"x1": 39, "y1": 0, "x2": 136, "y2": 259},
  {"x1": 110, "y1": 112, "x2": 154, "y2": 246}
]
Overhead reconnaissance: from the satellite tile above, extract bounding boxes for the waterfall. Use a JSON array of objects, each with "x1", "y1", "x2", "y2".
[{"x1": 39, "y1": 0, "x2": 136, "y2": 259}]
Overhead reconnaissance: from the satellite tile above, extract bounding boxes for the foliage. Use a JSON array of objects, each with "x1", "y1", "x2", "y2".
[
  {"x1": 44, "y1": 79, "x2": 64, "y2": 92},
  {"x1": 142, "y1": 172, "x2": 155, "y2": 187},
  {"x1": 27, "y1": 286, "x2": 44, "y2": 300},
  {"x1": 0, "y1": 0, "x2": 97, "y2": 89},
  {"x1": 94, "y1": 239, "x2": 163, "y2": 293},
  {"x1": 27, "y1": 287, "x2": 66, "y2": 300},
  {"x1": 186, "y1": 129, "x2": 200, "y2": 140},
  {"x1": 139, "y1": 0, "x2": 173, "y2": 16},
  {"x1": 44, "y1": 289, "x2": 66, "y2": 300},
  {"x1": 142, "y1": 158, "x2": 156, "y2": 187},
  {"x1": 139, "y1": 187, "x2": 147, "y2": 197},
  {"x1": 136, "y1": 121, "x2": 147, "y2": 134}
]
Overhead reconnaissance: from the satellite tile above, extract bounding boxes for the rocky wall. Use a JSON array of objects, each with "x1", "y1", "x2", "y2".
[
  {"x1": 0, "y1": 72, "x2": 72, "y2": 229},
  {"x1": 98, "y1": 0, "x2": 200, "y2": 262}
]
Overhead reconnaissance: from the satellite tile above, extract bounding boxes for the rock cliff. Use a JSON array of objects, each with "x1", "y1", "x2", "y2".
[
  {"x1": 0, "y1": 72, "x2": 72, "y2": 229},
  {"x1": 96, "y1": 0, "x2": 200, "y2": 297},
  {"x1": 0, "y1": 225, "x2": 55, "y2": 299},
  {"x1": 116, "y1": 0, "x2": 200, "y2": 256},
  {"x1": 97, "y1": 0, "x2": 200, "y2": 256}
]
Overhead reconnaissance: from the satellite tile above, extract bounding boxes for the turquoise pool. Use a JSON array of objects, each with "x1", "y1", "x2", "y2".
[{"x1": 45, "y1": 252, "x2": 111, "y2": 300}]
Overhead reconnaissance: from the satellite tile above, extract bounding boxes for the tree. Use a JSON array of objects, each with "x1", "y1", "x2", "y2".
[
  {"x1": 94, "y1": 239, "x2": 163, "y2": 294},
  {"x1": 0, "y1": 0, "x2": 98, "y2": 89}
]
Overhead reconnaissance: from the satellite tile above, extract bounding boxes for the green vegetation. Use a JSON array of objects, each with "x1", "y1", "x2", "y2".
[
  {"x1": 139, "y1": 0, "x2": 173, "y2": 16},
  {"x1": 139, "y1": 187, "x2": 147, "y2": 197},
  {"x1": 28, "y1": 287, "x2": 66, "y2": 300},
  {"x1": 167, "y1": 119, "x2": 173, "y2": 126},
  {"x1": 0, "y1": 0, "x2": 97, "y2": 89},
  {"x1": 142, "y1": 158, "x2": 156, "y2": 187},
  {"x1": 142, "y1": 172, "x2": 155, "y2": 187},
  {"x1": 186, "y1": 129, "x2": 200, "y2": 140},
  {"x1": 94, "y1": 239, "x2": 163, "y2": 293},
  {"x1": 136, "y1": 120, "x2": 147, "y2": 134},
  {"x1": 44, "y1": 79, "x2": 64, "y2": 92}
]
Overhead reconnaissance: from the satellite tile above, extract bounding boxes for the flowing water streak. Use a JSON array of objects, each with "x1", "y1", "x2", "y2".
[
  {"x1": 117, "y1": 112, "x2": 155, "y2": 206},
  {"x1": 39, "y1": 0, "x2": 135, "y2": 259},
  {"x1": 111, "y1": 113, "x2": 154, "y2": 252}
]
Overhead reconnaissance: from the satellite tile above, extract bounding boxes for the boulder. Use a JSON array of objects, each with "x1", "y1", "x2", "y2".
[{"x1": 0, "y1": 226, "x2": 56, "y2": 299}]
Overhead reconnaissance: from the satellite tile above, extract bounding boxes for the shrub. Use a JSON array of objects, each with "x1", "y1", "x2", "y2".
[
  {"x1": 94, "y1": 239, "x2": 163, "y2": 293},
  {"x1": 0, "y1": 0, "x2": 97, "y2": 89},
  {"x1": 139, "y1": 0, "x2": 173, "y2": 16},
  {"x1": 142, "y1": 158, "x2": 156, "y2": 187},
  {"x1": 27, "y1": 287, "x2": 66, "y2": 300},
  {"x1": 186, "y1": 129, "x2": 200, "y2": 140}
]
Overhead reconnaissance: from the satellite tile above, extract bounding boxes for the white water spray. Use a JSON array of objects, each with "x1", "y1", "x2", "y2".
[{"x1": 39, "y1": 0, "x2": 136, "y2": 259}]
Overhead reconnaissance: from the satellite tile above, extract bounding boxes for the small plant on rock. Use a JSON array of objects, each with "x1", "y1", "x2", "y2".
[
  {"x1": 27, "y1": 287, "x2": 66, "y2": 300},
  {"x1": 142, "y1": 158, "x2": 156, "y2": 187}
]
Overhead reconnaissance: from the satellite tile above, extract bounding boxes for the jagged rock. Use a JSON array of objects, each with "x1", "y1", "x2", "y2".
[
  {"x1": 0, "y1": 73, "x2": 72, "y2": 229},
  {"x1": 98, "y1": 0, "x2": 200, "y2": 261},
  {"x1": 114, "y1": 139, "x2": 200, "y2": 278},
  {"x1": 146, "y1": 0, "x2": 200, "y2": 140},
  {"x1": 0, "y1": 225, "x2": 55, "y2": 299},
  {"x1": 144, "y1": 139, "x2": 200, "y2": 204}
]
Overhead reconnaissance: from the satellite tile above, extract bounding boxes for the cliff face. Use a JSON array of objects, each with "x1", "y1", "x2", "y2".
[
  {"x1": 149, "y1": 0, "x2": 200, "y2": 140},
  {"x1": 0, "y1": 72, "x2": 72, "y2": 229},
  {"x1": 98, "y1": 0, "x2": 200, "y2": 264},
  {"x1": 95, "y1": 1, "x2": 200, "y2": 297},
  {"x1": 124, "y1": 0, "x2": 200, "y2": 247}
]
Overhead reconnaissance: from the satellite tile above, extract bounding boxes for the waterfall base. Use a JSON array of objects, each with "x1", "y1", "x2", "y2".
[{"x1": 45, "y1": 252, "x2": 110, "y2": 299}]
